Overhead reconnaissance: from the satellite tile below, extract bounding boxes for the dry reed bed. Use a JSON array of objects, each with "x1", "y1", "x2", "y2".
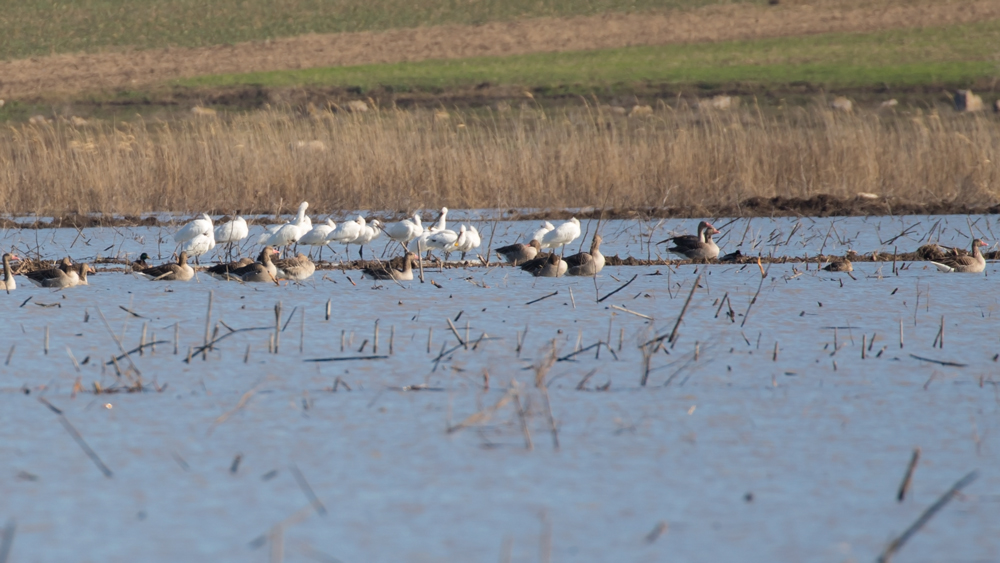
[{"x1": 1, "y1": 104, "x2": 998, "y2": 216}]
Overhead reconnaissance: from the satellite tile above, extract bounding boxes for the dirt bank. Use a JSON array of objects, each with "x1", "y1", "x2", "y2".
[{"x1": 2, "y1": 0, "x2": 998, "y2": 100}]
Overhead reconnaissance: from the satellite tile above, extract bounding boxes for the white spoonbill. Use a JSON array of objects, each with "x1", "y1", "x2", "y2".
[
  {"x1": 453, "y1": 225, "x2": 482, "y2": 261},
  {"x1": 432, "y1": 207, "x2": 448, "y2": 231},
  {"x1": 261, "y1": 202, "x2": 310, "y2": 254},
  {"x1": 298, "y1": 219, "x2": 337, "y2": 260},
  {"x1": 384, "y1": 213, "x2": 424, "y2": 248},
  {"x1": 426, "y1": 225, "x2": 462, "y2": 260},
  {"x1": 541, "y1": 218, "x2": 581, "y2": 254},
  {"x1": 214, "y1": 216, "x2": 248, "y2": 259},
  {"x1": 328, "y1": 216, "x2": 364, "y2": 258},
  {"x1": 531, "y1": 221, "x2": 555, "y2": 246},
  {"x1": 173, "y1": 213, "x2": 213, "y2": 244},
  {"x1": 352, "y1": 219, "x2": 383, "y2": 260},
  {"x1": 181, "y1": 229, "x2": 216, "y2": 264}
]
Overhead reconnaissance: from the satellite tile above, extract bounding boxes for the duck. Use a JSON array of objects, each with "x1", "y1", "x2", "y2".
[
  {"x1": 274, "y1": 253, "x2": 316, "y2": 281},
  {"x1": 363, "y1": 252, "x2": 417, "y2": 281},
  {"x1": 136, "y1": 251, "x2": 195, "y2": 281},
  {"x1": 129, "y1": 253, "x2": 151, "y2": 272},
  {"x1": 823, "y1": 259, "x2": 854, "y2": 273},
  {"x1": 173, "y1": 213, "x2": 213, "y2": 244},
  {"x1": 931, "y1": 239, "x2": 987, "y2": 273},
  {"x1": 564, "y1": 234, "x2": 605, "y2": 276},
  {"x1": 660, "y1": 221, "x2": 720, "y2": 260},
  {"x1": 520, "y1": 253, "x2": 567, "y2": 277},
  {"x1": 206, "y1": 257, "x2": 254, "y2": 279},
  {"x1": 541, "y1": 218, "x2": 581, "y2": 252},
  {"x1": 25, "y1": 257, "x2": 80, "y2": 288},
  {"x1": 1, "y1": 253, "x2": 18, "y2": 291},
  {"x1": 229, "y1": 246, "x2": 279, "y2": 282},
  {"x1": 384, "y1": 213, "x2": 424, "y2": 248},
  {"x1": 496, "y1": 239, "x2": 541, "y2": 266}
]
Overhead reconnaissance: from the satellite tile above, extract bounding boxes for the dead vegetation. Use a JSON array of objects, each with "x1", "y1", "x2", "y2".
[{"x1": 0, "y1": 102, "x2": 998, "y2": 216}]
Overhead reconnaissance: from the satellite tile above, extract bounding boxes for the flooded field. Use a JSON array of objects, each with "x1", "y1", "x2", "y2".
[{"x1": 1, "y1": 215, "x2": 998, "y2": 562}]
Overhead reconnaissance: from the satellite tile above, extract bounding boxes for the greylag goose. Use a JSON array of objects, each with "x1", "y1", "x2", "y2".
[
  {"x1": 232, "y1": 246, "x2": 279, "y2": 282},
  {"x1": 363, "y1": 252, "x2": 417, "y2": 281},
  {"x1": 205, "y1": 257, "x2": 254, "y2": 279},
  {"x1": 931, "y1": 239, "x2": 987, "y2": 273},
  {"x1": 137, "y1": 251, "x2": 195, "y2": 281},
  {"x1": 496, "y1": 240, "x2": 541, "y2": 266},
  {"x1": 274, "y1": 253, "x2": 316, "y2": 281},
  {"x1": 25, "y1": 257, "x2": 79, "y2": 288},
  {"x1": 823, "y1": 259, "x2": 853, "y2": 272},
  {"x1": 1, "y1": 253, "x2": 18, "y2": 291},
  {"x1": 74, "y1": 263, "x2": 93, "y2": 286},
  {"x1": 564, "y1": 234, "x2": 605, "y2": 276},
  {"x1": 659, "y1": 221, "x2": 720, "y2": 260},
  {"x1": 522, "y1": 253, "x2": 566, "y2": 277}
]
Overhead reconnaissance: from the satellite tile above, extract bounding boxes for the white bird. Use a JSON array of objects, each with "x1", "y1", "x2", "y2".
[
  {"x1": 384, "y1": 213, "x2": 424, "y2": 247},
  {"x1": 298, "y1": 219, "x2": 337, "y2": 260},
  {"x1": 426, "y1": 225, "x2": 461, "y2": 260},
  {"x1": 453, "y1": 225, "x2": 482, "y2": 261},
  {"x1": 352, "y1": 219, "x2": 383, "y2": 260},
  {"x1": 261, "y1": 202, "x2": 311, "y2": 254},
  {"x1": 433, "y1": 207, "x2": 449, "y2": 231},
  {"x1": 531, "y1": 221, "x2": 555, "y2": 246},
  {"x1": 173, "y1": 213, "x2": 213, "y2": 244},
  {"x1": 214, "y1": 216, "x2": 249, "y2": 259},
  {"x1": 541, "y1": 218, "x2": 581, "y2": 253},
  {"x1": 327, "y1": 216, "x2": 364, "y2": 257},
  {"x1": 181, "y1": 229, "x2": 216, "y2": 264}
]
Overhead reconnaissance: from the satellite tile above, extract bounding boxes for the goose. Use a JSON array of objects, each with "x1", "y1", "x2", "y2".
[
  {"x1": 25, "y1": 257, "x2": 79, "y2": 288},
  {"x1": 74, "y1": 263, "x2": 93, "y2": 286},
  {"x1": 180, "y1": 229, "x2": 216, "y2": 264},
  {"x1": 351, "y1": 219, "x2": 383, "y2": 260},
  {"x1": 931, "y1": 239, "x2": 987, "y2": 273},
  {"x1": 496, "y1": 239, "x2": 541, "y2": 266},
  {"x1": 173, "y1": 213, "x2": 213, "y2": 244},
  {"x1": 230, "y1": 246, "x2": 279, "y2": 282},
  {"x1": 564, "y1": 234, "x2": 605, "y2": 276},
  {"x1": 659, "y1": 221, "x2": 720, "y2": 260},
  {"x1": 385, "y1": 213, "x2": 424, "y2": 248},
  {"x1": 522, "y1": 253, "x2": 566, "y2": 277},
  {"x1": 541, "y1": 218, "x2": 581, "y2": 253},
  {"x1": 328, "y1": 216, "x2": 364, "y2": 257},
  {"x1": 214, "y1": 216, "x2": 249, "y2": 259},
  {"x1": 274, "y1": 253, "x2": 316, "y2": 281},
  {"x1": 1, "y1": 253, "x2": 18, "y2": 291},
  {"x1": 206, "y1": 257, "x2": 254, "y2": 279},
  {"x1": 363, "y1": 252, "x2": 417, "y2": 281},
  {"x1": 137, "y1": 251, "x2": 195, "y2": 281},
  {"x1": 822, "y1": 260, "x2": 854, "y2": 273},
  {"x1": 130, "y1": 253, "x2": 150, "y2": 271},
  {"x1": 453, "y1": 225, "x2": 482, "y2": 261},
  {"x1": 298, "y1": 219, "x2": 337, "y2": 260},
  {"x1": 531, "y1": 222, "x2": 555, "y2": 246}
]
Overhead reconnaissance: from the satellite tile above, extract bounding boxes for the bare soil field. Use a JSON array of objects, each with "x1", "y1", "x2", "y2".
[{"x1": 2, "y1": 0, "x2": 998, "y2": 100}]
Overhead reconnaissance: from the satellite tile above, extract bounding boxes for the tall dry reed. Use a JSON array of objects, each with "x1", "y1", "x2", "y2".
[{"x1": 0, "y1": 102, "x2": 997, "y2": 216}]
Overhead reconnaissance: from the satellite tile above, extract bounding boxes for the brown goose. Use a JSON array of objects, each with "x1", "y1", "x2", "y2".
[
  {"x1": 564, "y1": 234, "x2": 605, "y2": 277},
  {"x1": 25, "y1": 257, "x2": 79, "y2": 288},
  {"x1": 206, "y1": 257, "x2": 254, "y2": 280},
  {"x1": 931, "y1": 239, "x2": 987, "y2": 273},
  {"x1": 823, "y1": 260, "x2": 853, "y2": 273},
  {"x1": 137, "y1": 251, "x2": 195, "y2": 281},
  {"x1": 363, "y1": 252, "x2": 417, "y2": 281},
  {"x1": 75, "y1": 263, "x2": 94, "y2": 286},
  {"x1": 233, "y1": 246, "x2": 280, "y2": 283},
  {"x1": 1, "y1": 253, "x2": 18, "y2": 291},
  {"x1": 659, "y1": 221, "x2": 720, "y2": 260},
  {"x1": 496, "y1": 239, "x2": 541, "y2": 266},
  {"x1": 522, "y1": 253, "x2": 566, "y2": 277},
  {"x1": 274, "y1": 253, "x2": 316, "y2": 282}
]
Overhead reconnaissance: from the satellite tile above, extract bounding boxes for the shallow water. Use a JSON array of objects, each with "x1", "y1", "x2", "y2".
[{"x1": 1, "y1": 216, "x2": 998, "y2": 562}]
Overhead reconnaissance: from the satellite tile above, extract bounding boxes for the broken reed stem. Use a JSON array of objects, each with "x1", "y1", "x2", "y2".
[
  {"x1": 446, "y1": 318, "x2": 465, "y2": 348},
  {"x1": 740, "y1": 268, "x2": 769, "y2": 328},
  {"x1": 773, "y1": 341, "x2": 778, "y2": 362},
  {"x1": 38, "y1": 397, "x2": 113, "y2": 478},
  {"x1": 43, "y1": 325, "x2": 49, "y2": 355},
  {"x1": 899, "y1": 319, "x2": 904, "y2": 349},
  {"x1": 174, "y1": 323, "x2": 179, "y2": 355},
  {"x1": 325, "y1": 298, "x2": 331, "y2": 321},
  {"x1": 203, "y1": 291, "x2": 213, "y2": 349},
  {"x1": 139, "y1": 322, "x2": 147, "y2": 357},
  {"x1": 427, "y1": 327, "x2": 433, "y2": 354},
  {"x1": 373, "y1": 319, "x2": 379, "y2": 354},
  {"x1": 389, "y1": 325, "x2": 395, "y2": 355},
  {"x1": 539, "y1": 387, "x2": 560, "y2": 451},
  {"x1": 862, "y1": 334, "x2": 866, "y2": 360},
  {"x1": 512, "y1": 385, "x2": 533, "y2": 451},
  {"x1": 668, "y1": 273, "x2": 702, "y2": 346},
  {"x1": 897, "y1": 447, "x2": 921, "y2": 502},
  {"x1": 877, "y1": 470, "x2": 978, "y2": 563},
  {"x1": 274, "y1": 301, "x2": 282, "y2": 354}
]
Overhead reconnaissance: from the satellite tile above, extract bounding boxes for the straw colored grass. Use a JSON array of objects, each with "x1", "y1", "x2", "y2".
[{"x1": 1, "y1": 103, "x2": 998, "y2": 216}]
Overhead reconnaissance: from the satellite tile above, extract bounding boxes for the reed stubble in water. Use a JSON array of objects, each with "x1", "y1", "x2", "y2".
[{"x1": 3, "y1": 105, "x2": 1000, "y2": 215}]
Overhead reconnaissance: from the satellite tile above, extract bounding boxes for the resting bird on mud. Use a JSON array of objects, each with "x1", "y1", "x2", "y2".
[
  {"x1": 136, "y1": 251, "x2": 195, "y2": 282},
  {"x1": 930, "y1": 239, "x2": 987, "y2": 273},
  {"x1": 363, "y1": 252, "x2": 418, "y2": 281},
  {"x1": 496, "y1": 239, "x2": 541, "y2": 266},
  {"x1": 563, "y1": 234, "x2": 605, "y2": 276},
  {"x1": 659, "y1": 221, "x2": 720, "y2": 260}
]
